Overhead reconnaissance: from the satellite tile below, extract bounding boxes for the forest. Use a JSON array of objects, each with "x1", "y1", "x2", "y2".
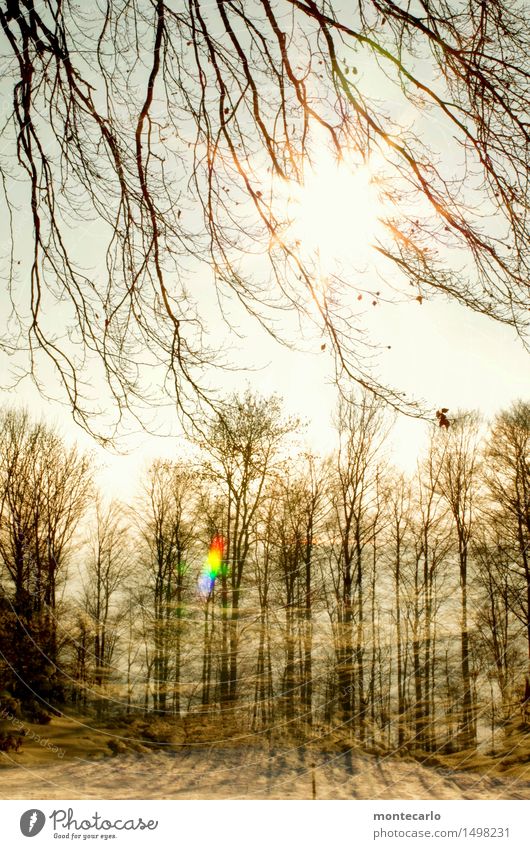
[{"x1": 0, "y1": 391, "x2": 528, "y2": 763}]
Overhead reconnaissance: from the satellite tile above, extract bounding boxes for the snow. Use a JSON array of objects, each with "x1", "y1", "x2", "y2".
[{"x1": 1, "y1": 747, "x2": 528, "y2": 800}]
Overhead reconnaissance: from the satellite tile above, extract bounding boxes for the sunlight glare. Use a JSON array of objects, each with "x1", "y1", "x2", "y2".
[{"x1": 285, "y1": 149, "x2": 383, "y2": 276}]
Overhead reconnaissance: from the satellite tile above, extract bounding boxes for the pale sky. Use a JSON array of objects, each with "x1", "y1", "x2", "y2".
[{"x1": 1, "y1": 272, "x2": 527, "y2": 502}]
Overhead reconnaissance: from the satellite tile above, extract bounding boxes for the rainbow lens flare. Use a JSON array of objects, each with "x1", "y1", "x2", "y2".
[{"x1": 198, "y1": 535, "x2": 225, "y2": 597}]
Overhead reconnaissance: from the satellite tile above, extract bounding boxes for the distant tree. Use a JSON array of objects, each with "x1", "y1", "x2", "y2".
[
  {"x1": 0, "y1": 408, "x2": 92, "y2": 713},
  {"x1": 200, "y1": 390, "x2": 297, "y2": 703},
  {"x1": 329, "y1": 391, "x2": 390, "y2": 739},
  {"x1": 386, "y1": 471, "x2": 411, "y2": 750},
  {"x1": 473, "y1": 529, "x2": 521, "y2": 721},
  {"x1": 135, "y1": 459, "x2": 197, "y2": 715},
  {"x1": 408, "y1": 436, "x2": 451, "y2": 751},
  {"x1": 251, "y1": 485, "x2": 277, "y2": 729},
  {"x1": 266, "y1": 456, "x2": 327, "y2": 726},
  {"x1": 81, "y1": 499, "x2": 129, "y2": 701},
  {"x1": 436, "y1": 411, "x2": 482, "y2": 749},
  {"x1": 486, "y1": 401, "x2": 530, "y2": 706}
]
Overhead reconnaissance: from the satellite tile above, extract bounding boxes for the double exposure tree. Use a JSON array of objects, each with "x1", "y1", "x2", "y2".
[
  {"x1": 81, "y1": 498, "x2": 130, "y2": 708},
  {"x1": 0, "y1": 408, "x2": 92, "y2": 713},
  {"x1": 200, "y1": 389, "x2": 296, "y2": 704},
  {"x1": 473, "y1": 528, "x2": 521, "y2": 723},
  {"x1": 485, "y1": 402, "x2": 530, "y2": 706},
  {"x1": 267, "y1": 456, "x2": 327, "y2": 726},
  {"x1": 408, "y1": 433, "x2": 452, "y2": 751},
  {"x1": 0, "y1": 1, "x2": 529, "y2": 437},
  {"x1": 328, "y1": 391, "x2": 390, "y2": 739},
  {"x1": 436, "y1": 411, "x2": 482, "y2": 750},
  {"x1": 135, "y1": 459, "x2": 197, "y2": 715}
]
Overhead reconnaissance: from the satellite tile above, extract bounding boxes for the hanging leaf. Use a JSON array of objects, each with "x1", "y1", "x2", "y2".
[{"x1": 436, "y1": 409, "x2": 450, "y2": 428}]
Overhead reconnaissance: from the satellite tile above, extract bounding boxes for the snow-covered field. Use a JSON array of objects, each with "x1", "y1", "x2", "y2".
[{"x1": 1, "y1": 748, "x2": 528, "y2": 800}]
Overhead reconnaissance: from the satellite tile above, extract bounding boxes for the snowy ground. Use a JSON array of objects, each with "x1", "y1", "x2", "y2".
[{"x1": 1, "y1": 747, "x2": 529, "y2": 800}]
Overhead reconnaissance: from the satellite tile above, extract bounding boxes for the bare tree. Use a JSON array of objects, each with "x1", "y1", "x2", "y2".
[
  {"x1": 406, "y1": 435, "x2": 452, "y2": 751},
  {"x1": 473, "y1": 529, "x2": 521, "y2": 722},
  {"x1": 200, "y1": 389, "x2": 297, "y2": 704},
  {"x1": 436, "y1": 411, "x2": 482, "y2": 749},
  {"x1": 0, "y1": 407, "x2": 92, "y2": 712},
  {"x1": 251, "y1": 485, "x2": 276, "y2": 729},
  {"x1": 261, "y1": 457, "x2": 326, "y2": 727},
  {"x1": 1, "y1": 1, "x2": 529, "y2": 436},
  {"x1": 81, "y1": 499, "x2": 129, "y2": 697},
  {"x1": 329, "y1": 391, "x2": 390, "y2": 739},
  {"x1": 486, "y1": 401, "x2": 530, "y2": 706},
  {"x1": 135, "y1": 459, "x2": 197, "y2": 715},
  {"x1": 386, "y1": 471, "x2": 410, "y2": 749}
]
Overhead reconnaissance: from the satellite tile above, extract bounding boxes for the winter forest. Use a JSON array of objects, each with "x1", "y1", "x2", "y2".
[
  {"x1": 1, "y1": 392, "x2": 529, "y2": 765},
  {"x1": 1, "y1": 0, "x2": 530, "y2": 800}
]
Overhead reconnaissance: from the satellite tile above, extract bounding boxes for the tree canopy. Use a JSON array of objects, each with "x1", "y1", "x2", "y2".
[{"x1": 0, "y1": 0, "x2": 529, "y2": 438}]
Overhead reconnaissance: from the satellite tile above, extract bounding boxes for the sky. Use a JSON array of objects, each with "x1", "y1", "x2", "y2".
[{"x1": 1, "y1": 268, "x2": 527, "y2": 503}]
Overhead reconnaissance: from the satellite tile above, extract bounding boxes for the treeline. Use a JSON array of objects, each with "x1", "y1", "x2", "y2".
[{"x1": 0, "y1": 393, "x2": 529, "y2": 756}]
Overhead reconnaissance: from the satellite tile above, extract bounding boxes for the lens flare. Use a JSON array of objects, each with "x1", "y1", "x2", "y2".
[{"x1": 198, "y1": 535, "x2": 225, "y2": 597}]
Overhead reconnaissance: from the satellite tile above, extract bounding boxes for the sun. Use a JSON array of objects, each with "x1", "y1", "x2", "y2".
[{"x1": 284, "y1": 148, "x2": 383, "y2": 277}]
